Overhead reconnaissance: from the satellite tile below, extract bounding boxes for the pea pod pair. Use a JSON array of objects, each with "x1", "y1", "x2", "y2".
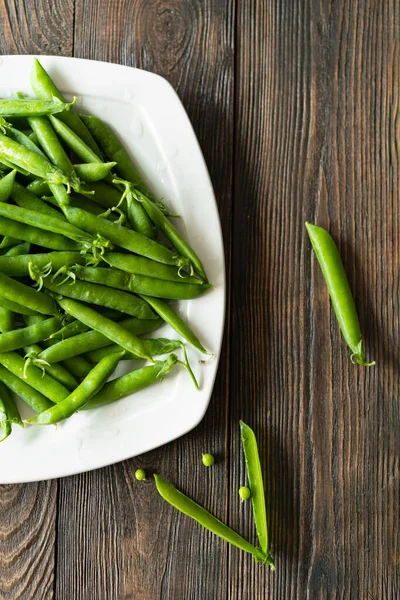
[{"x1": 154, "y1": 422, "x2": 275, "y2": 568}]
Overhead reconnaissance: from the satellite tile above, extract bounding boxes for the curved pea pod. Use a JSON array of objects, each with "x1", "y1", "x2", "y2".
[
  {"x1": 240, "y1": 421, "x2": 275, "y2": 569},
  {"x1": 27, "y1": 116, "x2": 81, "y2": 188},
  {"x1": 0, "y1": 97, "x2": 75, "y2": 117},
  {"x1": 7, "y1": 127, "x2": 46, "y2": 157},
  {"x1": 0, "y1": 380, "x2": 22, "y2": 441},
  {"x1": 56, "y1": 298, "x2": 154, "y2": 362},
  {"x1": 0, "y1": 216, "x2": 80, "y2": 251},
  {"x1": 0, "y1": 235, "x2": 21, "y2": 250},
  {"x1": 4, "y1": 241, "x2": 31, "y2": 256},
  {"x1": 27, "y1": 351, "x2": 123, "y2": 425},
  {"x1": 74, "y1": 162, "x2": 116, "y2": 183},
  {"x1": 134, "y1": 189, "x2": 208, "y2": 282},
  {"x1": 0, "y1": 308, "x2": 14, "y2": 333},
  {"x1": 80, "y1": 115, "x2": 143, "y2": 186},
  {"x1": 0, "y1": 297, "x2": 41, "y2": 316},
  {"x1": 102, "y1": 252, "x2": 201, "y2": 284},
  {"x1": 0, "y1": 364, "x2": 53, "y2": 414},
  {"x1": 0, "y1": 272, "x2": 57, "y2": 316},
  {"x1": 24, "y1": 344, "x2": 78, "y2": 390},
  {"x1": 0, "y1": 132, "x2": 70, "y2": 185},
  {"x1": 139, "y1": 296, "x2": 208, "y2": 354},
  {"x1": 85, "y1": 337, "x2": 183, "y2": 362},
  {"x1": 153, "y1": 475, "x2": 270, "y2": 565},
  {"x1": 74, "y1": 265, "x2": 212, "y2": 301},
  {"x1": 0, "y1": 352, "x2": 70, "y2": 404},
  {"x1": 30, "y1": 59, "x2": 102, "y2": 157},
  {"x1": 0, "y1": 169, "x2": 17, "y2": 202},
  {"x1": 40, "y1": 317, "x2": 162, "y2": 363},
  {"x1": 64, "y1": 206, "x2": 188, "y2": 268},
  {"x1": 0, "y1": 316, "x2": 62, "y2": 353},
  {"x1": 305, "y1": 222, "x2": 374, "y2": 366},
  {"x1": 11, "y1": 182, "x2": 68, "y2": 220},
  {"x1": 82, "y1": 354, "x2": 178, "y2": 410},
  {"x1": 62, "y1": 356, "x2": 93, "y2": 379},
  {"x1": 27, "y1": 178, "x2": 51, "y2": 197},
  {"x1": 43, "y1": 278, "x2": 157, "y2": 320},
  {"x1": 0, "y1": 251, "x2": 84, "y2": 277}
]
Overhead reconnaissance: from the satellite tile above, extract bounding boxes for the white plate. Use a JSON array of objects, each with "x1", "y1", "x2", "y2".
[{"x1": 0, "y1": 55, "x2": 225, "y2": 483}]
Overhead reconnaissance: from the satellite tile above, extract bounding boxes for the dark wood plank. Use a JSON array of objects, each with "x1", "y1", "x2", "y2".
[
  {"x1": 230, "y1": 0, "x2": 399, "y2": 598},
  {"x1": 56, "y1": 1, "x2": 234, "y2": 599},
  {"x1": 0, "y1": 482, "x2": 57, "y2": 600},
  {"x1": 0, "y1": 0, "x2": 73, "y2": 56},
  {"x1": 0, "y1": 2, "x2": 73, "y2": 599}
]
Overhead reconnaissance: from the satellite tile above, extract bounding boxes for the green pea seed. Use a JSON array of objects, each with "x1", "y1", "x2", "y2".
[
  {"x1": 135, "y1": 468, "x2": 146, "y2": 481},
  {"x1": 202, "y1": 453, "x2": 215, "y2": 467},
  {"x1": 238, "y1": 486, "x2": 251, "y2": 502}
]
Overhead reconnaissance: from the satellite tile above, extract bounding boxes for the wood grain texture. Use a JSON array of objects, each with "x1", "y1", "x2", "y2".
[
  {"x1": 230, "y1": 0, "x2": 399, "y2": 598},
  {"x1": 0, "y1": 0, "x2": 73, "y2": 56},
  {"x1": 55, "y1": 1, "x2": 234, "y2": 599},
  {"x1": 0, "y1": 2, "x2": 73, "y2": 598},
  {"x1": 0, "y1": 481, "x2": 57, "y2": 600}
]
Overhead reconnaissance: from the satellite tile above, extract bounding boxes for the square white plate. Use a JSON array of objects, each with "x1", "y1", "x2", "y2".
[{"x1": 0, "y1": 55, "x2": 225, "y2": 483}]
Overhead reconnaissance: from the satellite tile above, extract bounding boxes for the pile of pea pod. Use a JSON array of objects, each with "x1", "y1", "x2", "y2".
[{"x1": 0, "y1": 59, "x2": 210, "y2": 438}]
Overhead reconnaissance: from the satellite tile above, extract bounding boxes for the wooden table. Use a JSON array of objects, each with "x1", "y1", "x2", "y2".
[{"x1": 0, "y1": 2, "x2": 398, "y2": 598}]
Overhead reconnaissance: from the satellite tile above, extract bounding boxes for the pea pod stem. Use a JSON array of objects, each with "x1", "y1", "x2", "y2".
[
  {"x1": 154, "y1": 475, "x2": 269, "y2": 565},
  {"x1": 305, "y1": 222, "x2": 374, "y2": 366}
]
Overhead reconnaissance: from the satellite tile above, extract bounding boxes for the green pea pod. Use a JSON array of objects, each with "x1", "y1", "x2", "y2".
[
  {"x1": 74, "y1": 265, "x2": 211, "y2": 301},
  {"x1": 0, "y1": 199, "x2": 92, "y2": 246},
  {"x1": 74, "y1": 162, "x2": 116, "y2": 183},
  {"x1": 103, "y1": 252, "x2": 201, "y2": 284},
  {"x1": 44, "y1": 278, "x2": 156, "y2": 320},
  {"x1": 30, "y1": 59, "x2": 102, "y2": 157},
  {"x1": 56, "y1": 298, "x2": 154, "y2": 362},
  {"x1": 0, "y1": 272, "x2": 57, "y2": 316},
  {"x1": 0, "y1": 380, "x2": 22, "y2": 441},
  {"x1": 0, "y1": 251, "x2": 84, "y2": 277},
  {"x1": 85, "y1": 337, "x2": 183, "y2": 363},
  {"x1": 24, "y1": 344, "x2": 78, "y2": 390},
  {"x1": 0, "y1": 235, "x2": 21, "y2": 250},
  {"x1": 83, "y1": 354, "x2": 178, "y2": 410},
  {"x1": 0, "y1": 352, "x2": 70, "y2": 403},
  {"x1": 240, "y1": 421, "x2": 274, "y2": 568},
  {"x1": 27, "y1": 351, "x2": 123, "y2": 425},
  {"x1": 0, "y1": 364, "x2": 52, "y2": 414},
  {"x1": 11, "y1": 182, "x2": 68, "y2": 221},
  {"x1": 62, "y1": 356, "x2": 93, "y2": 379},
  {"x1": 27, "y1": 177, "x2": 50, "y2": 197},
  {"x1": 0, "y1": 169, "x2": 16, "y2": 202},
  {"x1": 0, "y1": 97, "x2": 75, "y2": 117},
  {"x1": 139, "y1": 296, "x2": 208, "y2": 354},
  {"x1": 0, "y1": 316, "x2": 62, "y2": 353},
  {"x1": 7, "y1": 127, "x2": 46, "y2": 157},
  {"x1": 305, "y1": 222, "x2": 374, "y2": 366},
  {"x1": 0, "y1": 297, "x2": 41, "y2": 316},
  {"x1": 64, "y1": 206, "x2": 188, "y2": 268},
  {"x1": 0, "y1": 132, "x2": 70, "y2": 185},
  {"x1": 0, "y1": 216, "x2": 80, "y2": 251},
  {"x1": 4, "y1": 241, "x2": 31, "y2": 256},
  {"x1": 154, "y1": 474, "x2": 269, "y2": 565},
  {"x1": 132, "y1": 188, "x2": 208, "y2": 282},
  {"x1": 0, "y1": 308, "x2": 14, "y2": 333}
]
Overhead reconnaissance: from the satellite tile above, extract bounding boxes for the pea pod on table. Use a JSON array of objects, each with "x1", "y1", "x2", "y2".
[
  {"x1": 240, "y1": 421, "x2": 275, "y2": 568},
  {"x1": 306, "y1": 222, "x2": 374, "y2": 366}
]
